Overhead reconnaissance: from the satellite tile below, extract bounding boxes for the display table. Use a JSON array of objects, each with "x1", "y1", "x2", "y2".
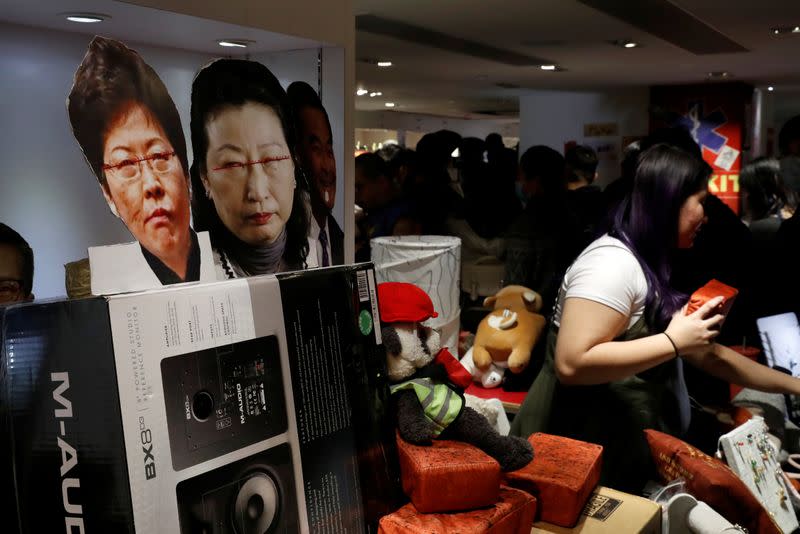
[{"x1": 466, "y1": 383, "x2": 526, "y2": 414}]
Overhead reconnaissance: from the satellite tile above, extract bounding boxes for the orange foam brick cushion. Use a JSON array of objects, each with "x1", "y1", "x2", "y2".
[
  {"x1": 396, "y1": 432, "x2": 501, "y2": 513},
  {"x1": 504, "y1": 433, "x2": 602, "y2": 528},
  {"x1": 378, "y1": 486, "x2": 537, "y2": 534}
]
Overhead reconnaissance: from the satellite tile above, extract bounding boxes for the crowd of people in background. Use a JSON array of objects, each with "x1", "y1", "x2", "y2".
[{"x1": 354, "y1": 117, "x2": 800, "y2": 354}]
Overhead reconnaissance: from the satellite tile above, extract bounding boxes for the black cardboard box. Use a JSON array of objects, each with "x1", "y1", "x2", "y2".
[{"x1": 1, "y1": 264, "x2": 400, "y2": 533}]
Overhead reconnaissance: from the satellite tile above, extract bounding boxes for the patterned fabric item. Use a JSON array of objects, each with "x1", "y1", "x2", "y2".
[
  {"x1": 504, "y1": 433, "x2": 602, "y2": 528},
  {"x1": 395, "y1": 432, "x2": 501, "y2": 513},
  {"x1": 378, "y1": 486, "x2": 537, "y2": 534},
  {"x1": 645, "y1": 429, "x2": 780, "y2": 534},
  {"x1": 390, "y1": 378, "x2": 463, "y2": 436}
]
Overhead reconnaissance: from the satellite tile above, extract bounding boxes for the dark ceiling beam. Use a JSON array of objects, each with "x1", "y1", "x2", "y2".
[
  {"x1": 575, "y1": 0, "x2": 748, "y2": 54},
  {"x1": 356, "y1": 14, "x2": 553, "y2": 66}
]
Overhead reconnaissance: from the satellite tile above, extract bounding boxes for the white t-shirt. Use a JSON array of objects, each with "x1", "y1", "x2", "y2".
[{"x1": 552, "y1": 234, "x2": 648, "y2": 331}]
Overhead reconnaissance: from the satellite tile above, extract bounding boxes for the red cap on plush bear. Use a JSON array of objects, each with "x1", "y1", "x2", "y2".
[{"x1": 378, "y1": 282, "x2": 439, "y2": 323}]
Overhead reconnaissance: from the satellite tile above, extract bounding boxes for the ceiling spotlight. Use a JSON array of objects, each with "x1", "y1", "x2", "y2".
[
  {"x1": 771, "y1": 26, "x2": 800, "y2": 35},
  {"x1": 768, "y1": 86, "x2": 775, "y2": 91},
  {"x1": 218, "y1": 40, "x2": 249, "y2": 48},
  {"x1": 369, "y1": 92, "x2": 383, "y2": 97},
  {"x1": 624, "y1": 41, "x2": 638, "y2": 48},
  {"x1": 356, "y1": 88, "x2": 369, "y2": 96},
  {"x1": 385, "y1": 102, "x2": 396, "y2": 108},
  {"x1": 64, "y1": 13, "x2": 107, "y2": 23},
  {"x1": 377, "y1": 61, "x2": 392, "y2": 67},
  {"x1": 540, "y1": 64, "x2": 557, "y2": 71}
]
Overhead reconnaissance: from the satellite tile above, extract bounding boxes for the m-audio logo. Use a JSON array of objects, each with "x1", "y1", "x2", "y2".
[{"x1": 52, "y1": 372, "x2": 84, "y2": 533}]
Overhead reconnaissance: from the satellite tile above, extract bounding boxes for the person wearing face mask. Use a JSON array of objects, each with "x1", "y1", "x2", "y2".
[
  {"x1": 190, "y1": 59, "x2": 314, "y2": 278},
  {"x1": 504, "y1": 145, "x2": 583, "y2": 314}
]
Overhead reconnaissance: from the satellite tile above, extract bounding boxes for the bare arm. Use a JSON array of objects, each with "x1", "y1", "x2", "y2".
[
  {"x1": 683, "y1": 344, "x2": 800, "y2": 395},
  {"x1": 555, "y1": 296, "x2": 725, "y2": 385},
  {"x1": 555, "y1": 298, "x2": 675, "y2": 384}
]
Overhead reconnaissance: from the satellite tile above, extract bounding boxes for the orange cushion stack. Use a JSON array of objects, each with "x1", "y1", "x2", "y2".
[
  {"x1": 378, "y1": 486, "x2": 537, "y2": 534},
  {"x1": 504, "y1": 433, "x2": 603, "y2": 527},
  {"x1": 396, "y1": 432, "x2": 501, "y2": 513}
]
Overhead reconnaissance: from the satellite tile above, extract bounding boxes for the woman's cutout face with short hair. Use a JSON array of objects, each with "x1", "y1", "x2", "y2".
[
  {"x1": 202, "y1": 102, "x2": 295, "y2": 246},
  {"x1": 102, "y1": 104, "x2": 191, "y2": 260}
]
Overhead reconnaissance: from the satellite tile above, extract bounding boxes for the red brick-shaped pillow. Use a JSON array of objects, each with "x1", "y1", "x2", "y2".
[
  {"x1": 504, "y1": 433, "x2": 602, "y2": 527},
  {"x1": 645, "y1": 430, "x2": 780, "y2": 534},
  {"x1": 396, "y1": 432, "x2": 501, "y2": 513},
  {"x1": 378, "y1": 486, "x2": 537, "y2": 534}
]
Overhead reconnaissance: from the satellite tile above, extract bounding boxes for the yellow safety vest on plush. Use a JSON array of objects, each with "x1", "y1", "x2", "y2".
[{"x1": 390, "y1": 378, "x2": 463, "y2": 436}]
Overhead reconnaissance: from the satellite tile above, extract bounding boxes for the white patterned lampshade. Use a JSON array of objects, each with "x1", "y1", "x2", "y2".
[{"x1": 371, "y1": 236, "x2": 461, "y2": 353}]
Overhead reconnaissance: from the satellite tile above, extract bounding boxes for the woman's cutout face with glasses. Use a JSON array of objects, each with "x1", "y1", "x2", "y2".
[
  {"x1": 101, "y1": 104, "x2": 191, "y2": 261},
  {"x1": 202, "y1": 101, "x2": 295, "y2": 246}
]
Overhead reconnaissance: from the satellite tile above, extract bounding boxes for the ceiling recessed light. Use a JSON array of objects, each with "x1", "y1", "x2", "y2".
[
  {"x1": 708, "y1": 71, "x2": 731, "y2": 79},
  {"x1": 540, "y1": 64, "x2": 557, "y2": 71},
  {"x1": 64, "y1": 13, "x2": 107, "y2": 23},
  {"x1": 771, "y1": 26, "x2": 800, "y2": 35},
  {"x1": 369, "y1": 92, "x2": 383, "y2": 97},
  {"x1": 385, "y1": 102, "x2": 395, "y2": 108},
  {"x1": 218, "y1": 40, "x2": 249, "y2": 48},
  {"x1": 356, "y1": 88, "x2": 369, "y2": 96},
  {"x1": 768, "y1": 86, "x2": 775, "y2": 91},
  {"x1": 623, "y1": 41, "x2": 638, "y2": 48},
  {"x1": 377, "y1": 61, "x2": 392, "y2": 67}
]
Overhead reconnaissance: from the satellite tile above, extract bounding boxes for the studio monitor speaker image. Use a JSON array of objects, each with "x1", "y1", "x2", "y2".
[
  {"x1": 161, "y1": 336, "x2": 288, "y2": 470},
  {"x1": 176, "y1": 442, "x2": 299, "y2": 533}
]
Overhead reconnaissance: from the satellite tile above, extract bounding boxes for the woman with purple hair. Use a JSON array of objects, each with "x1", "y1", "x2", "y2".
[{"x1": 511, "y1": 143, "x2": 800, "y2": 492}]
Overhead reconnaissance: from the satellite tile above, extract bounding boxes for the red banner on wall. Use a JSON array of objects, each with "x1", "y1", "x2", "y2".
[{"x1": 650, "y1": 83, "x2": 753, "y2": 214}]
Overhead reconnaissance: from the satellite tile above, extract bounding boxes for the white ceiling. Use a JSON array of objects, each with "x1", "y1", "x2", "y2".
[
  {"x1": 354, "y1": 0, "x2": 800, "y2": 118},
  {"x1": 0, "y1": 0, "x2": 324, "y2": 55}
]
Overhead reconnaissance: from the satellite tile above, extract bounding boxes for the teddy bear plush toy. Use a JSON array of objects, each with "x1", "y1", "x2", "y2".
[
  {"x1": 471, "y1": 285, "x2": 547, "y2": 379},
  {"x1": 378, "y1": 282, "x2": 533, "y2": 472}
]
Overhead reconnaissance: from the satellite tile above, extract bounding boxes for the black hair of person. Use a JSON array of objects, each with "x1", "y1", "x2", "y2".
[
  {"x1": 779, "y1": 115, "x2": 800, "y2": 156},
  {"x1": 565, "y1": 145, "x2": 598, "y2": 183},
  {"x1": 739, "y1": 157, "x2": 795, "y2": 220},
  {"x1": 68, "y1": 36, "x2": 188, "y2": 186},
  {"x1": 0, "y1": 223, "x2": 34, "y2": 297},
  {"x1": 286, "y1": 81, "x2": 332, "y2": 138}
]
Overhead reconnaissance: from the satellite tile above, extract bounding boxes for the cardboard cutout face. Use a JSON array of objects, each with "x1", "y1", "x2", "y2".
[
  {"x1": 67, "y1": 36, "x2": 214, "y2": 293},
  {"x1": 201, "y1": 102, "x2": 295, "y2": 247},
  {"x1": 189, "y1": 58, "x2": 315, "y2": 275},
  {"x1": 287, "y1": 80, "x2": 340, "y2": 266},
  {"x1": 296, "y1": 105, "x2": 336, "y2": 213}
]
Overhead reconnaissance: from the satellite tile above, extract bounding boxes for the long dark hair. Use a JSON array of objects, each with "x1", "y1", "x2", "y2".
[
  {"x1": 189, "y1": 59, "x2": 309, "y2": 271},
  {"x1": 610, "y1": 143, "x2": 711, "y2": 328},
  {"x1": 68, "y1": 36, "x2": 189, "y2": 187},
  {"x1": 739, "y1": 157, "x2": 795, "y2": 221}
]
